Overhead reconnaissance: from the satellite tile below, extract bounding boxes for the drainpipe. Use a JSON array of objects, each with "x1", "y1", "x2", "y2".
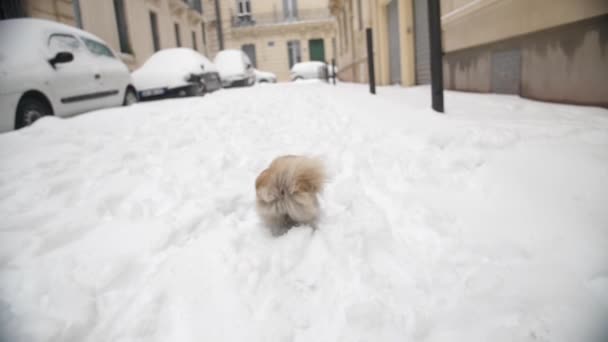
[{"x1": 214, "y1": 0, "x2": 224, "y2": 50}]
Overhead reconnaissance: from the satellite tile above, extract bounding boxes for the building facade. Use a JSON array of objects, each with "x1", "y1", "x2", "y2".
[
  {"x1": 330, "y1": 0, "x2": 608, "y2": 107},
  {"x1": 1, "y1": 0, "x2": 209, "y2": 70},
  {"x1": 216, "y1": 0, "x2": 336, "y2": 81},
  {"x1": 441, "y1": 0, "x2": 608, "y2": 107},
  {"x1": 1, "y1": 0, "x2": 336, "y2": 81},
  {"x1": 330, "y1": 0, "x2": 418, "y2": 87}
]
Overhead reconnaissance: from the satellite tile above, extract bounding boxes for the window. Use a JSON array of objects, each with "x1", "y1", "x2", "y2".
[
  {"x1": 236, "y1": 0, "x2": 252, "y2": 24},
  {"x1": 81, "y1": 37, "x2": 116, "y2": 58},
  {"x1": 338, "y1": 15, "x2": 344, "y2": 52},
  {"x1": 192, "y1": 31, "x2": 198, "y2": 50},
  {"x1": 342, "y1": 9, "x2": 348, "y2": 50},
  {"x1": 174, "y1": 23, "x2": 181, "y2": 47},
  {"x1": 283, "y1": 0, "x2": 298, "y2": 19},
  {"x1": 191, "y1": 0, "x2": 203, "y2": 13},
  {"x1": 241, "y1": 44, "x2": 256, "y2": 67},
  {"x1": 149, "y1": 11, "x2": 160, "y2": 52},
  {"x1": 357, "y1": 0, "x2": 363, "y2": 30},
  {"x1": 48, "y1": 34, "x2": 80, "y2": 53},
  {"x1": 237, "y1": 0, "x2": 251, "y2": 14},
  {"x1": 0, "y1": 1, "x2": 26, "y2": 19},
  {"x1": 73, "y1": 0, "x2": 83, "y2": 28},
  {"x1": 113, "y1": 0, "x2": 131, "y2": 53},
  {"x1": 201, "y1": 23, "x2": 207, "y2": 46},
  {"x1": 287, "y1": 40, "x2": 301, "y2": 68},
  {"x1": 332, "y1": 37, "x2": 336, "y2": 60}
]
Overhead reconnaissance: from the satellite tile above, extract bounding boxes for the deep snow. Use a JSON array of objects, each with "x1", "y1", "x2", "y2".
[{"x1": 1, "y1": 83, "x2": 608, "y2": 342}]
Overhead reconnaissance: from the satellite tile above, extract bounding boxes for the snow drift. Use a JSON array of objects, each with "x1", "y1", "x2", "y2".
[{"x1": 1, "y1": 83, "x2": 607, "y2": 342}]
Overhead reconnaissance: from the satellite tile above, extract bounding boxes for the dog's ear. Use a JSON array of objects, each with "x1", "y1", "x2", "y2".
[
  {"x1": 294, "y1": 162, "x2": 324, "y2": 193},
  {"x1": 255, "y1": 169, "x2": 270, "y2": 190},
  {"x1": 256, "y1": 169, "x2": 277, "y2": 202}
]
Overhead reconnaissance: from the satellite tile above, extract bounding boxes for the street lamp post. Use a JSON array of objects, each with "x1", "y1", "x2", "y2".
[{"x1": 428, "y1": 0, "x2": 444, "y2": 113}]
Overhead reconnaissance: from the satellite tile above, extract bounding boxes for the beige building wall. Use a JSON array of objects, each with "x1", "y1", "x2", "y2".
[
  {"x1": 23, "y1": 0, "x2": 209, "y2": 69},
  {"x1": 18, "y1": 0, "x2": 336, "y2": 81},
  {"x1": 441, "y1": 0, "x2": 608, "y2": 52},
  {"x1": 23, "y1": 0, "x2": 76, "y2": 26},
  {"x1": 441, "y1": 0, "x2": 608, "y2": 107},
  {"x1": 79, "y1": 0, "x2": 206, "y2": 69},
  {"x1": 229, "y1": 25, "x2": 335, "y2": 81},
  {"x1": 331, "y1": 0, "x2": 416, "y2": 87},
  {"x1": 220, "y1": 0, "x2": 336, "y2": 81},
  {"x1": 201, "y1": 0, "x2": 221, "y2": 57}
]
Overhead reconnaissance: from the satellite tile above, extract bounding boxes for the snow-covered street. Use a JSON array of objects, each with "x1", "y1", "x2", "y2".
[{"x1": 1, "y1": 82, "x2": 608, "y2": 341}]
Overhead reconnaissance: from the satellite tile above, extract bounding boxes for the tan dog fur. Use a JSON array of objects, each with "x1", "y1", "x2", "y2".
[{"x1": 255, "y1": 155, "x2": 325, "y2": 233}]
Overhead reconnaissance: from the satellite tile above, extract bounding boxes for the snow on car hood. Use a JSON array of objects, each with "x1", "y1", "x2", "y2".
[
  {"x1": 132, "y1": 48, "x2": 217, "y2": 90},
  {"x1": 214, "y1": 50, "x2": 247, "y2": 79}
]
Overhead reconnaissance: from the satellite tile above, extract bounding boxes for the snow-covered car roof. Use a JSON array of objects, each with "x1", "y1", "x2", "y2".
[
  {"x1": 132, "y1": 48, "x2": 217, "y2": 91},
  {"x1": 214, "y1": 49, "x2": 249, "y2": 78},
  {"x1": 0, "y1": 18, "x2": 113, "y2": 68},
  {"x1": 290, "y1": 61, "x2": 326, "y2": 73}
]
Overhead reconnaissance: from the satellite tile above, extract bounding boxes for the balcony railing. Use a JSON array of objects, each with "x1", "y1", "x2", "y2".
[{"x1": 231, "y1": 8, "x2": 332, "y2": 28}]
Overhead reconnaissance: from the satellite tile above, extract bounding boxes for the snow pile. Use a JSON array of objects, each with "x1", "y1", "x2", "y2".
[
  {"x1": 132, "y1": 48, "x2": 217, "y2": 90},
  {"x1": 1, "y1": 83, "x2": 608, "y2": 341}
]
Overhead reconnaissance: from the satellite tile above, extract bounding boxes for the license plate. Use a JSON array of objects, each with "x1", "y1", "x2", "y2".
[{"x1": 140, "y1": 88, "x2": 165, "y2": 97}]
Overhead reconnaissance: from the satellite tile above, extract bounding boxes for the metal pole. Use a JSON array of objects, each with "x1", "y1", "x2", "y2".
[
  {"x1": 366, "y1": 28, "x2": 376, "y2": 95},
  {"x1": 331, "y1": 58, "x2": 336, "y2": 85},
  {"x1": 428, "y1": 0, "x2": 444, "y2": 112},
  {"x1": 214, "y1": 0, "x2": 224, "y2": 50}
]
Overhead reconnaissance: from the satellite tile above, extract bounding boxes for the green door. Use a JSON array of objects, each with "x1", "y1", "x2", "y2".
[{"x1": 308, "y1": 39, "x2": 325, "y2": 62}]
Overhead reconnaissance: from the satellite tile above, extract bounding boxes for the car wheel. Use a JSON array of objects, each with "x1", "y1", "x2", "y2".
[
  {"x1": 198, "y1": 83, "x2": 207, "y2": 96},
  {"x1": 123, "y1": 87, "x2": 138, "y2": 106},
  {"x1": 293, "y1": 76, "x2": 303, "y2": 81},
  {"x1": 184, "y1": 84, "x2": 204, "y2": 97},
  {"x1": 15, "y1": 95, "x2": 52, "y2": 129}
]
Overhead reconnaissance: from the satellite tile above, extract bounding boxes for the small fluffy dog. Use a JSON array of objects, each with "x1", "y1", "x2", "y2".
[{"x1": 255, "y1": 155, "x2": 325, "y2": 233}]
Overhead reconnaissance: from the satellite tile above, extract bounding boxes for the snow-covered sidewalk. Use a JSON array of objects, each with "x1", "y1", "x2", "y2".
[{"x1": 1, "y1": 83, "x2": 607, "y2": 341}]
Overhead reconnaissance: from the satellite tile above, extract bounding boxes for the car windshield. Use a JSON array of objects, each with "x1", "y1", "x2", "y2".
[{"x1": 81, "y1": 37, "x2": 115, "y2": 58}]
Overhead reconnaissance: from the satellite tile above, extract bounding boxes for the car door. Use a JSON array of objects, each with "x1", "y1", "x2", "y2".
[
  {"x1": 80, "y1": 37, "x2": 128, "y2": 108},
  {"x1": 46, "y1": 33, "x2": 101, "y2": 116}
]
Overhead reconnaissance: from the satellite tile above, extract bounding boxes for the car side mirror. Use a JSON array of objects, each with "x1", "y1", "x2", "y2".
[
  {"x1": 246, "y1": 63, "x2": 252, "y2": 69},
  {"x1": 200, "y1": 64, "x2": 205, "y2": 71},
  {"x1": 49, "y1": 51, "x2": 74, "y2": 68}
]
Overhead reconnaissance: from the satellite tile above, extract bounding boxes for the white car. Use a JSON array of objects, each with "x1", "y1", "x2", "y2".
[
  {"x1": 0, "y1": 18, "x2": 136, "y2": 132},
  {"x1": 254, "y1": 69, "x2": 277, "y2": 83},
  {"x1": 214, "y1": 50, "x2": 255, "y2": 88},
  {"x1": 290, "y1": 61, "x2": 328, "y2": 81},
  {"x1": 132, "y1": 48, "x2": 222, "y2": 101}
]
